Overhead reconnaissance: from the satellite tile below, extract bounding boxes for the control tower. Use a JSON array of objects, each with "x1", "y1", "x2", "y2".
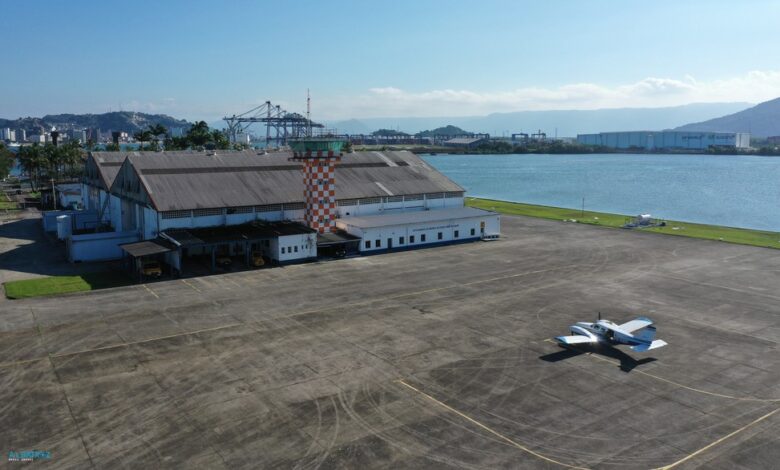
[{"x1": 289, "y1": 138, "x2": 344, "y2": 233}]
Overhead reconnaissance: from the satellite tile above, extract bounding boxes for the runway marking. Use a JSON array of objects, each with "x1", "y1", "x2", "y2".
[
  {"x1": 142, "y1": 284, "x2": 159, "y2": 299},
  {"x1": 544, "y1": 339, "x2": 780, "y2": 403},
  {"x1": 0, "y1": 267, "x2": 566, "y2": 369},
  {"x1": 397, "y1": 379, "x2": 588, "y2": 470},
  {"x1": 653, "y1": 407, "x2": 780, "y2": 470},
  {"x1": 180, "y1": 279, "x2": 201, "y2": 292}
]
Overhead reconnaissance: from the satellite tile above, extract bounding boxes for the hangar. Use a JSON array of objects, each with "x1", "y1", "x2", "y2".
[{"x1": 64, "y1": 147, "x2": 499, "y2": 275}]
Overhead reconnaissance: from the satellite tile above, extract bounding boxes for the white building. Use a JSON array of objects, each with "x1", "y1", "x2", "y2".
[
  {"x1": 1, "y1": 128, "x2": 15, "y2": 142},
  {"x1": 577, "y1": 131, "x2": 751, "y2": 150},
  {"x1": 337, "y1": 207, "x2": 500, "y2": 252},
  {"x1": 71, "y1": 149, "x2": 499, "y2": 272}
]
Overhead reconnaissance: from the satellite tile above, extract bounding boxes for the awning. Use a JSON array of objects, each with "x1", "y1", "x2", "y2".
[
  {"x1": 317, "y1": 231, "x2": 361, "y2": 247},
  {"x1": 120, "y1": 238, "x2": 175, "y2": 257}
]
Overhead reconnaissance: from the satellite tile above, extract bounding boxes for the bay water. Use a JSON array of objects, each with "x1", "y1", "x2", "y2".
[{"x1": 422, "y1": 153, "x2": 780, "y2": 232}]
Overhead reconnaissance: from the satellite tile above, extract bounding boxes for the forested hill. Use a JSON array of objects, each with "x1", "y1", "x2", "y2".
[
  {"x1": 0, "y1": 111, "x2": 191, "y2": 134},
  {"x1": 674, "y1": 97, "x2": 780, "y2": 138}
]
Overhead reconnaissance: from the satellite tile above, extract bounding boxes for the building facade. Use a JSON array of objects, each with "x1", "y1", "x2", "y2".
[
  {"x1": 577, "y1": 131, "x2": 751, "y2": 150},
  {"x1": 68, "y1": 149, "x2": 499, "y2": 271}
]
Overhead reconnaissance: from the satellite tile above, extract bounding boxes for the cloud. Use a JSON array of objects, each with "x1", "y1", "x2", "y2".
[{"x1": 317, "y1": 70, "x2": 780, "y2": 119}]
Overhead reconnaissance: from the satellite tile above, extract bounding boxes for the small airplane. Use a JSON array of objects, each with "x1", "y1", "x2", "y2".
[{"x1": 555, "y1": 314, "x2": 667, "y2": 352}]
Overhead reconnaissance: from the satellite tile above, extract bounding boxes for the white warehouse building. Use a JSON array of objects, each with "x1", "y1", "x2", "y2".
[
  {"x1": 66, "y1": 149, "x2": 499, "y2": 274},
  {"x1": 577, "y1": 131, "x2": 751, "y2": 150}
]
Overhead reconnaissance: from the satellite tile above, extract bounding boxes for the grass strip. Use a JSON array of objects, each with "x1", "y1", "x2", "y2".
[
  {"x1": 4, "y1": 272, "x2": 134, "y2": 299},
  {"x1": 467, "y1": 197, "x2": 780, "y2": 250}
]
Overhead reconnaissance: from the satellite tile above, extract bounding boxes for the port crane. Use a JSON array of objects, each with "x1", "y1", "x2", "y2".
[{"x1": 223, "y1": 100, "x2": 324, "y2": 145}]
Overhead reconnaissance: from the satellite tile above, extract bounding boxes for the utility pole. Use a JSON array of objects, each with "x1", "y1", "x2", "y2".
[{"x1": 581, "y1": 196, "x2": 585, "y2": 217}]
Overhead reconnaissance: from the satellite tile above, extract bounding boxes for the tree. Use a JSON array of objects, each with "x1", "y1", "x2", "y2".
[
  {"x1": 186, "y1": 121, "x2": 211, "y2": 147},
  {"x1": 147, "y1": 124, "x2": 168, "y2": 151},
  {"x1": 17, "y1": 143, "x2": 47, "y2": 190},
  {"x1": 104, "y1": 142, "x2": 121, "y2": 151},
  {"x1": 133, "y1": 130, "x2": 153, "y2": 150},
  {"x1": 0, "y1": 143, "x2": 14, "y2": 179},
  {"x1": 208, "y1": 129, "x2": 230, "y2": 150}
]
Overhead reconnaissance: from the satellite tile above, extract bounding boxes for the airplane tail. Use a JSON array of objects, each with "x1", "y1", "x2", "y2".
[{"x1": 631, "y1": 340, "x2": 667, "y2": 352}]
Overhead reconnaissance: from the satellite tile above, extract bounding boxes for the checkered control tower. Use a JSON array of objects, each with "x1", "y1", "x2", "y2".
[{"x1": 290, "y1": 138, "x2": 344, "y2": 233}]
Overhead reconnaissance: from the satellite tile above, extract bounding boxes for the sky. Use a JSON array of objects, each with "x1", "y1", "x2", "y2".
[{"x1": 2, "y1": 0, "x2": 780, "y2": 121}]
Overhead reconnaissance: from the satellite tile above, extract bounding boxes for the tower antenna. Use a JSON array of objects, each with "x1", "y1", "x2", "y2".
[{"x1": 306, "y1": 89, "x2": 312, "y2": 137}]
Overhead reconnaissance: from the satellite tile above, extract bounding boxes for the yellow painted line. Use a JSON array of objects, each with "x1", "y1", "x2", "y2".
[
  {"x1": 142, "y1": 284, "x2": 159, "y2": 299},
  {"x1": 180, "y1": 279, "x2": 201, "y2": 292},
  {"x1": 545, "y1": 339, "x2": 780, "y2": 403},
  {"x1": 653, "y1": 407, "x2": 780, "y2": 470},
  {"x1": 397, "y1": 379, "x2": 588, "y2": 470}
]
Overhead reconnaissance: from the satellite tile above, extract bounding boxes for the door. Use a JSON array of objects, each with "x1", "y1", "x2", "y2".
[{"x1": 387, "y1": 238, "x2": 392, "y2": 250}]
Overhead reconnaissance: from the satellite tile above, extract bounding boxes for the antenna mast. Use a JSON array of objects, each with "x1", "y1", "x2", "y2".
[{"x1": 306, "y1": 89, "x2": 312, "y2": 137}]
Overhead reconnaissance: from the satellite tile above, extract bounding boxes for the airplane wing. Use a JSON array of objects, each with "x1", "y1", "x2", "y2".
[
  {"x1": 618, "y1": 316, "x2": 654, "y2": 334},
  {"x1": 555, "y1": 335, "x2": 597, "y2": 346},
  {"x1": 631, "y1": 339, "x2": 667, "y2": 352}
]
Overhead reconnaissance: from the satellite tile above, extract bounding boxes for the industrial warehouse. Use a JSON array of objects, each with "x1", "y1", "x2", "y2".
[
  {"x1": 48, "y1": 140, "x2": 499, "y2": 277},
  {"x1": 577, "y1": 130, "x2": 751, "y2": 150}
]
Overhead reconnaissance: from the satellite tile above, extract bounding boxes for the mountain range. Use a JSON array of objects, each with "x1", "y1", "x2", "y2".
[
  {"x1": 673, "y1": 97, "x2": 780, "y2": 138},
  {"x1": 325, "y1": 102, "x2": 752, "y2": 137},
  {"x1": 0, "y1": 112, "x2": 190, "y2": 134},
  {"x1": 5, "y1": 98, "x2": 779, "y2": 139}
]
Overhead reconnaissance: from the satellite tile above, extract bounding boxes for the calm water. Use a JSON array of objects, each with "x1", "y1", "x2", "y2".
[{"x1": 422, "y1": 153, "x2": 780, "y2": 232}]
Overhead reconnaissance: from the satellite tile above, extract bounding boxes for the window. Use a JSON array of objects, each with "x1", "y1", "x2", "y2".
[
  {"x1": 421, "y1": 234, "x2": 426, "y2": 242},
  {"x1": 437, "y1": 232, "x2": 443, "y2": 240},
  {"x1": 375, "y1": 239, "x2": 381, "y2": 248},
  {"x1": 161, "y1": 210, "x2": 191, "y2": 219},
  {"x1": 256, "y1": 204, "x2": 282, "y2": 212},
  {"x1": 409, "y1": 235, "x2": 415, "y2": 243},
  {"x1": 228, "y1": 206, "x2": 253, "y2": 214},
  {"x1": 294, "y1": 246, "x2": 298, "y2": 253},
  {"x1": 193, "y1": 208, "x2": 222, "y2": 217},
  {"x1": 365, "y1": 240, "x2": 371, "y2": 249},
  {"x1": 454, "y1": 230, "x2": 459, "y2": 238},
  {"x1": 281, "y1": 247, "x2": 286, "y2": 254},
  {"x1": 399, "y1": 236, "x2": 404, "y2": 245},
  {"x1": 470, "y1": 228, "x2": 475, "y2": 236}
]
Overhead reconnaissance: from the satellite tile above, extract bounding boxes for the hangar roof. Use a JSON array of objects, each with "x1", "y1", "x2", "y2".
[
  {"x1": 337, "y1": 207, "x2": 498, "y2": 229},
  {"x1": 106, "y1": 150, "x2": 463, "y2": 212}
]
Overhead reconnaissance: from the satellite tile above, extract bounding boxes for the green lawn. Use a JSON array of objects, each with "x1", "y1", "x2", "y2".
[
  {"x1": 4, "y1": 272, "x2": 134, "y2": 299},
  {"x1": 467, "y1": 197, "x2": 780, "y2": 250}
]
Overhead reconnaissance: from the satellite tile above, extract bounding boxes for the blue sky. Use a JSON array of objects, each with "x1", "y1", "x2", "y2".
[{"x1": 2, "y1": 0, "x2": 780, "y2": 120}]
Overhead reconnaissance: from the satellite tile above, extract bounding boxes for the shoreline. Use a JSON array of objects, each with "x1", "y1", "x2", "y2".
[{"x1": 467, "y1": 197, "x2": 780, "y2": 250}]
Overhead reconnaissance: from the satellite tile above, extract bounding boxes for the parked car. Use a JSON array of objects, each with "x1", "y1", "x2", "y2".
[
  {"x1": 142, "y1": 260, "x2": 162, "y2": 278},
  {"x1": 216, "y1": 255, "x2": 232, "y2": 268},
  {"x1": 251, "y1": 251, "x2": 265, "y2": 267}
]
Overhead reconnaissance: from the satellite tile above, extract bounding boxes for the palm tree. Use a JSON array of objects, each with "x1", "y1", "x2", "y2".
[
  {"x1": 133, "y1": 130, "x2": 154, "y2": 150},
  {"x1": 17, "y1": 143, "x2": 46, "y2": 191},
  {"x1": 147, "y1": 124, "x2": 168, "y2": 151}
]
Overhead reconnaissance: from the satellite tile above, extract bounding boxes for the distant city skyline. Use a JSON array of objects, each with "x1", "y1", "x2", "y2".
[{"x1": 2, "y1": 0, "x2": 780, "y2": 121}]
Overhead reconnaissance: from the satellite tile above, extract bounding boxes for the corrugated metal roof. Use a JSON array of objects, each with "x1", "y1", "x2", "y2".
[
  {"x1": 108, "y1": 150, "x2": 463, "y2": 211},
  {"x1": 88, "y1": 153, "x2": 127, "y2": 190},
  {"x1": 119, "y1": 238, "x2": 175, "y2": 257},
  {"x1": 337, "y1": 207, "x2": 498, "y2": 228}
]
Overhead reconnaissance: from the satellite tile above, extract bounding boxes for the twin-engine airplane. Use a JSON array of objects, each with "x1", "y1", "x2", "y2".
[{"x1": 555, "y1": 314, "x2": 667, "y2": 352}]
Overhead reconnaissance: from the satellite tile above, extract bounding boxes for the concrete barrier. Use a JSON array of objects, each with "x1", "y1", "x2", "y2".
[
  {"x1": 42, "y1": 210, "x2": 100, "y2": 233},
  {"x1": 67, "y1": 230, "x2": 140, "y2": 262}
]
